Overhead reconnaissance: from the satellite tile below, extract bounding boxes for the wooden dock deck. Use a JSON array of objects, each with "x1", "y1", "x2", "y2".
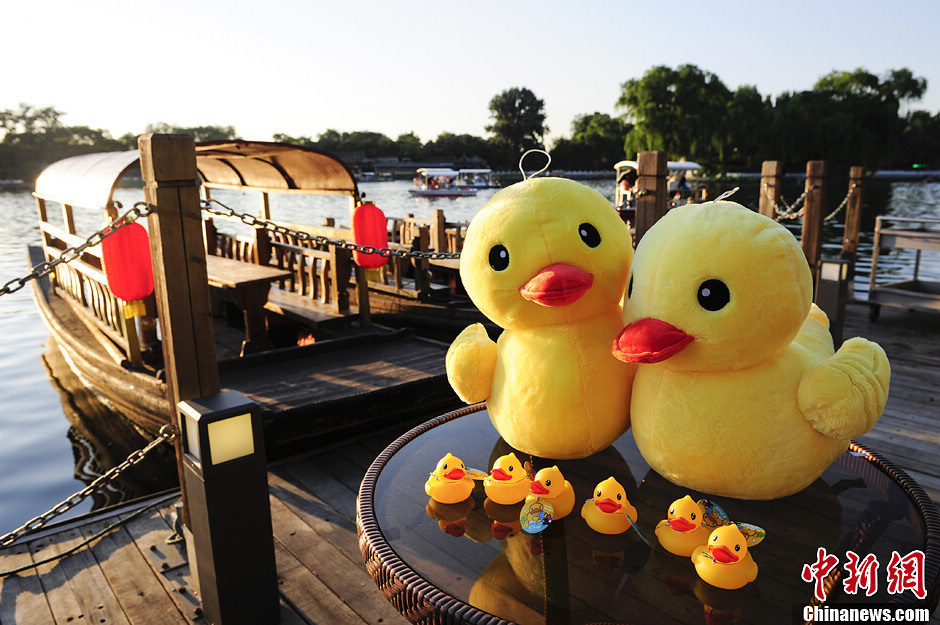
[{"x1": 0, "y1": 302, "x2": 936, "y2": 625}]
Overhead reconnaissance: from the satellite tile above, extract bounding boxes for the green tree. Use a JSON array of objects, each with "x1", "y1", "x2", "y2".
[
  {"x1": 395, "y1": 132, "x2": 423, "y2": 160},
  {"x1": 617, "y1": 65, "x2": 731, "y2": 167},
  {"x1": 144, "y1": 122, "x2": 238, "y2": 141},
  {"x1": 485, "y1": 87, "x2": 547, "y2": 167},
  {"x1": 551, "y1": 112, "x2": 629, "y2": 170}
]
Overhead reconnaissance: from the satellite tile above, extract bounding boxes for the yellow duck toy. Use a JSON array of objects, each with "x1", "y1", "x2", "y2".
[
  {"x1": 483, "y1": 452, "x2": 532, "y2": 505},
  {"x1": 446, "y1": 177, "x2": 635, "y2": 459},
  {"x1": 612, "y1": 200, "x2": 891, "y2": 499},
  {"x1": 691, "y1": 523, "x2": 766, "y2": 590},
  {"x1": 655, "y1": 495, "x2": 730, "y2": 556},
  {"x1": 524, "y1": 465, "x2": 575, "y2": 521},
  {"x1": 580, "y1": 476, "x2": 638, "y2": 535},
  {"x1": 425, "y1": 453, "x2": 475, "y2": 504}
]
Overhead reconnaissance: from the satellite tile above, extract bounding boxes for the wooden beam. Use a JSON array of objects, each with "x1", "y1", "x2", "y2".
[
  {"x1": 801, "y1": 160, "x2": 826, "y2": 282},
  {"x1": 140, "y1": 133, "x2": 220, "y2": 525},
  {"x1": 840, "y1": 166, "x2": 865, "y2": 282},
  {"x1": 759, "y1": 161, "x2": 783, "y2": 220},
  {"x1": 633, "y1": 151, "x2": 668, "y2": 245}
]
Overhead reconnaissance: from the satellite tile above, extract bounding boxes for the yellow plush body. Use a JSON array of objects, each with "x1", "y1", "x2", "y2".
[
  {"x1": 447, "y1": 177, "x2": 635, "y2": 459},
  {"x1": 613, "y1": 201, "x2": 890, "y2": 499}
]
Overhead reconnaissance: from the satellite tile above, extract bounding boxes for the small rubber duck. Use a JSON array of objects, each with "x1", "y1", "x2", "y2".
[
  {"x1": 483, "y1": 452, "x2": 532, "y2": 505},
  {"x1": 580, "y1": 477, "x2": 638, "y2": 535},
  {"x1": 425, "y1": 453, "x2": 475, "y2": 504},
  {"x1": 691, "y1": 523, "x2": 766, "y2": 590},
  {"x1": 524, "y1": 465, "x2": 575, "y2": 520},
  {"x1": 655, "y1": 496, "x2": 729, "y2": 557},
  {"x1": 425, "y1": 497, "x2": 475, "y2": 537}
]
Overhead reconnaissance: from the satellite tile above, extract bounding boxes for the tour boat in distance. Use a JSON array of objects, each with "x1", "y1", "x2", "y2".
[
  {"x1": 409, "y1": 168, "x2": 478, "y2": 198},
  {"x1": 455, "y1": 168, "x2": 500, "y2": 189},
  {"x1": 614, "y1": 159, "x2": 703, "y2": 223}
]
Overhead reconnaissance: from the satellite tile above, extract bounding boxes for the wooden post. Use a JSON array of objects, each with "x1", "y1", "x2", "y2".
[
  {"x1": 253, "y1": 227, "x2": 271, "y2": 266},
  {"x1": 840, "y1": 166, "x2": 865, "y2": 283},
  {"x1": 431, "y1": 209, "x2": 447, "y2": 252},
  {"x1": 801, "y1": 160, "x2": 826, "y2": 282},
  {"x1": 759, "y1": 161, "x2": 783, "y2": 220},
  {"x1": 634, "y1": 151, "x2": 669, "y2": 245},
  {"x1": 260, "y1": 191, "x2": 271, "y2": 220},
  {"x1": 140, "y1": 134, "x2": 220, "y2": 525},
  {"x1": 202, "y1": 218, "x2": 217, "y2": 256}
]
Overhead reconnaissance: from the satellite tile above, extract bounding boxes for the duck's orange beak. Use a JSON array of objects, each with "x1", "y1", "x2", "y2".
[
  {"x1": 529, "y1": 480, "x2": 550, "y2": 495},
  {"x1": 443, "y1": 468, "x2": 466, "y2": 480},
  {"x1": 708, "y1": 544, "x2": 739, "y2": 563},
  {"x1": 594, "y1": 498, "x2": 622, "y2": 514},
  {"x1": 490, "y1": 468, "x2": 511, "y2": 481},
  {"x1": 667, "y1": 516, "x2": 697, "y2": 532},
  {"x1": 520, "y1": 264, "x2": 593, "y2": 307},
  {"x1": 612, "y1": 318, "x2": 694, "y2": 363}
]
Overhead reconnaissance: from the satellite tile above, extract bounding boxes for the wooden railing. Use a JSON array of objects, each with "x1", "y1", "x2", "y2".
[{"x1": 37, "y1": 214, "x2": 143, "y2": 365}]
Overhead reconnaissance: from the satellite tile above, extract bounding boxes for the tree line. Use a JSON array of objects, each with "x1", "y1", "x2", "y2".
[{"x1": 2, "y1": 64, "x2": 939, "y2": 181}]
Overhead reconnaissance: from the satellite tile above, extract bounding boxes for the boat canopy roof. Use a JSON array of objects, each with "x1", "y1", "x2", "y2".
[
  {"x1": 457, "y1": 168, "x2": 492, "y2": 174},
  {"x1": 417, "y1": 168, "x2": 460, "y2": 177},
  {"x1": 34, "y1": 140, "x2": 359, "y2": 210},
  {"x1": 614, "y1": 159, "x2": 702, "y2": 173}
]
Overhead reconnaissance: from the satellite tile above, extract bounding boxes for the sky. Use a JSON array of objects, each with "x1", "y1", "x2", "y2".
[{"x1": 4, "y1": 0, "x2": 940, "y2": 145}]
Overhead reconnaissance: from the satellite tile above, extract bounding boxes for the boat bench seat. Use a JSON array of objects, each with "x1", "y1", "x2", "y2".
[{"x1": 264, "y1": 286, "x2": 353, "y2": 325}]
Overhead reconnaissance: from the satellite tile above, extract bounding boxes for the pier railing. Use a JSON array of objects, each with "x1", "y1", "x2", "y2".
[{"x1": 36, "y1": 200, "x2": 146, "y2": 366}]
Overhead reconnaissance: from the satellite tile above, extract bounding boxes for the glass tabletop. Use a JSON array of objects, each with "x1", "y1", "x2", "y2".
[{"x1": 359, "y1": 405, "x2": 938, "y2": 625}]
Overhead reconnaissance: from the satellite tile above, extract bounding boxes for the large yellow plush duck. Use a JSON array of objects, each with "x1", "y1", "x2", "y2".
[
  {"x1": 483, "y1": 452, "x2": 532, "y2": 505},
  {"x1": 580, "y1": 476, "x2": 638, "y2": 535},
  {"x1": 691, "y1": 523, "x2": 765, "y2": 590},
  {"x1": 655, "y1": 495, "x2": 729, "y2": 556},
  {"x1": 524, "y1": 465, "x2": 575, "y2": 522},
  {"x1": 425, "y1": 452, "x2": 475, "y2": 504},
  {"x1": 446, "y1": 177, "x2": 635, "y2": 459},
  {"x1": 612, "y1": 201, "x2": 890, "y2": 499}
]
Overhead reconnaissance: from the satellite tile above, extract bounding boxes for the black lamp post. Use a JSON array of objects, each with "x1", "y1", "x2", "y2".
[{"x1": 179, "y1": 390, "x2": 279, "y2": 625}]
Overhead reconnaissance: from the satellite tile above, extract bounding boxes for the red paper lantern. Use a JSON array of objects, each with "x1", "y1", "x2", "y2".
[
  {"x1": 352, "y1": 202, "x2": 389, "y2": 268},
  {"x1": 101, "y1": 222, "x2": 154, "y2": 318}
]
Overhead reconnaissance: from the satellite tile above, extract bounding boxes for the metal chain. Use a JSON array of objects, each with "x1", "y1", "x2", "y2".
[
  {"x1": 824, "y1": 184, "x2": 856, "y2": 222},
  {"x1": 0, "y1": 424, "x2": 178, "y2": 549},
  {"x1": 771, "y1": 187, "x2": 808, "y2": 221},
  {"x1": 202, "y1": 199, "x2": 461, "y2": 260},
  {"x1": 0, "y1": 201, "x2": 156, "y2": 297}
]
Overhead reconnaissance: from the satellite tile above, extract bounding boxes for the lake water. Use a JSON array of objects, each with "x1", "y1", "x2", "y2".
[{"x1": 0, "y1": 177, "x2": 937, "y2": 533}]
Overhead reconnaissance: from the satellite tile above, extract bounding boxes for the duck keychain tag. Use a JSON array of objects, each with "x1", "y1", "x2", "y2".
[{"x1": 520, "y1": 497, "x2": 554, "y2": 533}]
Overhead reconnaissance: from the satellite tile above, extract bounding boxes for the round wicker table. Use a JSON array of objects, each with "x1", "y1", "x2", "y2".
[{"x1": 356, "y1": 405, "x2": 939, "y2": 625}]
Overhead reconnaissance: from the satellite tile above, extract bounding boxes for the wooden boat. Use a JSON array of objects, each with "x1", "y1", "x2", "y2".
[
  {"x1": 29, "y1": 139, "x2": 462, "y2": 457},
  {"x1": 408, "y1": 168, "x2": 478, "y2": 197}
]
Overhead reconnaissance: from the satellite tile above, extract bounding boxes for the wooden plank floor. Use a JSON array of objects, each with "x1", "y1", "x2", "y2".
[{"x1": 0, "y1": 303, "x2": 936, "y2": 624}]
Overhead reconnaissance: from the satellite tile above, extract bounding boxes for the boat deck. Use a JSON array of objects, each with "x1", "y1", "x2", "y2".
[{"x1": 1, "y1": 301, "x2": 937, "y2": 624}]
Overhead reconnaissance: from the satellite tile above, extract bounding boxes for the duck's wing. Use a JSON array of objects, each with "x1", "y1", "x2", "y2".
[
  {"x1": 446, "y1": 323, "x2": 498, "y2": 403},
  {"x1": 797, "y1": 337, "x2": 891, "y2": 439}
]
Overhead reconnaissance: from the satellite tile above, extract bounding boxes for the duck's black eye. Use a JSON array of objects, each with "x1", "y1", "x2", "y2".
[
  {"x1": 627, "y1": 274, "x2": 633, "y2": 299},
  {"x1": 508, "y1": 465, "x2": 513, "y2": 472},
  {"x1": 691, "y1": 512, "x2": 696, "y2": 520},
  {"x1": 443, "y1": 464, "x2": 447, "y2": 470},
  {"x1": 669, "y1": 508, "x2": 675, "y2": 515},
  {"x1": 713, "y1": 535, "x2": 719, "y2": 541},
  {"x1": 697, "y1": 279, "x2": 730, "y2": 311},
  {"x1": 616, "y1": 493, "x2": 622, "y2": 500},
  {"x1": 545, "y1": 479, "x2": 552, "y2": 486},
  {"x1": 735, "y1": 544, "x2": 741, "y2": 552},
  {"x1": 596, "y1": 489, "x2": 602, "y2": 497},
  {"x1": 579, "y1": 223, "x2": 601, "y2": 248},
  {"x1": 489, "y1": 245, "x2": 509, "y2": 271}
]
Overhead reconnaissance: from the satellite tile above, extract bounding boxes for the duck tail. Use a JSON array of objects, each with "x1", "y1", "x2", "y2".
[{"x1": 798, "y1": 337, "x2": 891, "y2": 439}]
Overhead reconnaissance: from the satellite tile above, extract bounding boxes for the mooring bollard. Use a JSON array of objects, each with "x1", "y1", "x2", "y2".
[
  {"x1": 179, "y1": 390, "x2": 279, "y2": 625},
  {"x1": 815, "y1": 258, "x2": 850, "y2": 347}
]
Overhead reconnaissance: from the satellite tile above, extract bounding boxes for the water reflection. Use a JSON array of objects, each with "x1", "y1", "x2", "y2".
[{"x1": 40, "y1": 340, "x2": 177, "y2": 512}]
